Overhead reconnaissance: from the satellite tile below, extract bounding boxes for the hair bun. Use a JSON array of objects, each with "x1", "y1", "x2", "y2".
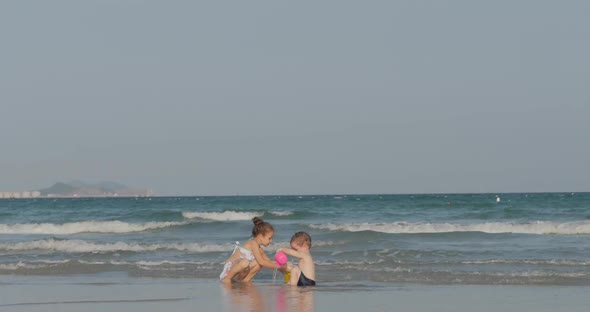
[{"x1": 252, "y1": 217, "x2": 264, "y2": 225}]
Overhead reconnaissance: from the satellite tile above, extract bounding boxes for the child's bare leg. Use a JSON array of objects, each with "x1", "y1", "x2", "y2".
[
  {"x1": 289, "y1": 266, "x2": 301, "y2": 286},
  {"x1": 241, "y1": 261, "x2": 261, "y2": 282},
  {"x1": 221, "y1": 259, "x2": 250, "y2": 284},
  {"x1": 233, "y1": 265, "x2": 251, "y2": 281}
]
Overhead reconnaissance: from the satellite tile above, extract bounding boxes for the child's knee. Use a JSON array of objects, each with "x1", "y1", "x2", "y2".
[
  {"x1": 289, "y1": 267, "x2": 301, "y2": 285},
  {"x1": 249, "y1": 261, "x2": 261, "y2": 272}
]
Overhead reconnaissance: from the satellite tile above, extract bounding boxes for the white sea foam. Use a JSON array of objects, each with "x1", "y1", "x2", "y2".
[
  {"x1": 182, "y1": 211, "x2": 263, "y2": 221},
  {"x1": 0, "y1": 238, "x2": 344, "y2": 254},
  {"x1": 269, "y1": 211, "x2": 293, "y2": 216},
  {"x1": 464, "y1": 270, "x2": 588, "y2": 278},
  {"x1": 79, "y1": 260, "x2": 106, "y2": 265},
  {"x1": 263, "y1": 240, "x2": 343, "y2": 251},
  {"x1": 315, "y1": 259, "x2": 386, "y2": 266},
  {"x1": 313, "y1": 240, "x2": 346, "y2": 247},
  {"x1": 0, "y1": 220, "x2": 188, "y2": 235},
  {"x1": 0, "y1": 259, "x2": 216, "y2": 271},
  {"x1": 0, "y1": 239, "x2": 233, "y2": 253},
  {"x1": 309, "y1": 220, "x2": 590, "y2": 235},
  {"x1": 461, "y1": 259, "x2": 590, "y2": 266},
  {"x1": 135, "y1": 260, "x2": 210, "y2": 266},
  {"x1": 0, "y1": 260, "x2": 70, "y2": 270}
]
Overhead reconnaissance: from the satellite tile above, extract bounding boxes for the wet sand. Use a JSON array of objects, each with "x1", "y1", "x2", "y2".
[{"x1": 1, "y1": 275, "x2": 589, "y2": 312}]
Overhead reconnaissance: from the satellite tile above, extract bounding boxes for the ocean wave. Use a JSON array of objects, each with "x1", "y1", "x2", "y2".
[
  {"x1": 326, "y1": 264, "x2": 590, "y2": 278},
  {"x1": 0, "y1": 259, "x2": 218, "y2": 271},
  {"x1": 0, "y1": 260, "x2": 70, "y2": 270},
  {"x1": 2, "y1": 259, "x2": 589, "y2": 285},
  {"x1": 460, "y1": 259, "x2": 590, "y2": 266},
  {"x1": 309, "y1": 220, "x2": 590, "y2": 235},
  {"x1": 0, "y1": 220, "x2": 188, "y2": 235},
  {"x1": 268, "y1": 211, "x2": 293, "y2": 216},
  {"x1": 0, "y1": 259, "x2": 222, "y2": 278},
  {"x1": 316, "y1": 259, "x2": 386, "y2": 266},
  {"x1": 182, "y1": 211, "x2": 263, "y2": 221},
  {"x1": 0, "y1": 239, "x2": 233, "y2": 253},
  {"x1": 316, "y1": 263, "x2": 590, "y2": 285},
  {"x1": 317, "y1": 257, "x2": 590, "y2": 267},
  {"x1": 0, "y1": 238, "x2": 341, "y2": 253},
  {"x1": 264, "y1": 240, "x2": 343, "y2": 252}
]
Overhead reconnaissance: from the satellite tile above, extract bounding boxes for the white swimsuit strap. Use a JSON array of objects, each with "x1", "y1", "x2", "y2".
[{"x1": 230, "y1": 241, "x2": 240, "y2": 256}]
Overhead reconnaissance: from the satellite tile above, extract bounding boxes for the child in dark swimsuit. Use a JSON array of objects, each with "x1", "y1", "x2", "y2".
[{"x1": 276, "y1": 231, "x2": 316, "y2": 286}]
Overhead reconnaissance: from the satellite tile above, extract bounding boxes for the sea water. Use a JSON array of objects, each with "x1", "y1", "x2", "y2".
[{"x1": 1, "y1": 193, "x2": 589, "y2": 285}]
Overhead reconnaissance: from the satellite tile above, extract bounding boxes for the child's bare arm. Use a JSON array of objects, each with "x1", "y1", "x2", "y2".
[
  {"x1": 251, "y1": 245, "x2": 279, "y2": 269},
  {"x1": 277, "y1": 247, "x2": 308, "y2": 260},
  {"x1": 259, "y1": 247, "x2": 274, "y2": 263}
]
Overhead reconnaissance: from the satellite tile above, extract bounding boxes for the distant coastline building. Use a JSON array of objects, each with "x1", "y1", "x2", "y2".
[
  {"x1": 1, "y1": 182, "x2": 153, "y2": 199},
  {"x1": 0, "y1": 191, "x2": 41, "y2": 199}
]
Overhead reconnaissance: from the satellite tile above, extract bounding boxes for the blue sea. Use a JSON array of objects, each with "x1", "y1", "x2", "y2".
[{"x1": 1, "y1": 193, "x2": 589, "y2": 285}]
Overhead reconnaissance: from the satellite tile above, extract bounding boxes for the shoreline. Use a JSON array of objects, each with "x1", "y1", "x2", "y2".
[{"x1": 1, "y1": 275, "x2": 589, "y2": 312}]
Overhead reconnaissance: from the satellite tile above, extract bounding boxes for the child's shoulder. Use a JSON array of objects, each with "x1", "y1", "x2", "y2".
[
  {"x1": 301, "y1": 251, "x2": 313, "y2": 259},
  {"x1": 242, "y1": 239, "x2": 258, "y2": 249}
]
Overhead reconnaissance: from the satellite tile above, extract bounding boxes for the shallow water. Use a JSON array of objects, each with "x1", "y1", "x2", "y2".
[{"x1": 1, "y1": 193, "x2": 590, "y2": 285}]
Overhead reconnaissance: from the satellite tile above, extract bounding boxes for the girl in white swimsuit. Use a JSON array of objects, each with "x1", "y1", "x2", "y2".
[
  {"x1": 219, "y1": 242, "x2": 256, "y2": 280},
  {"x1": 219, "y1": 217, "x2": 285, "y2": 283}
]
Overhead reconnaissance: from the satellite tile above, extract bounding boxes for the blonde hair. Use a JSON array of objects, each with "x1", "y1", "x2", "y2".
[{"x1": 290, "y1": 231, "x2": 312, "y2": 248}]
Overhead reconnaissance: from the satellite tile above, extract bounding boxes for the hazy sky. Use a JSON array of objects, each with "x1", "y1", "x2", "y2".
[{"x1": 1, "y1": 1, "x2": 589, "y2": 195}]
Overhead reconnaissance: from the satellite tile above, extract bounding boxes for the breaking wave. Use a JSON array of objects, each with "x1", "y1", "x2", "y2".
[
  {"x1": 182, "y1": 211, "x2": 263, "y2": 221},
  {"x1": 268, "y1": 211, "x2": 293, "y2": 216},
  {"x1": 0, "y1": 239, "x2": 232, "y2": 253},
  {"x1": 309, "y1": 220, "x2": 590, "y2": 235},
  {"x1": 0, "y1": 220, "x2": 188, "y2": 235}
]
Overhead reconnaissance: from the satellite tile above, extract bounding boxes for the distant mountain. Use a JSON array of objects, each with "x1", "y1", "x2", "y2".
[
  {"x1": 67, "y1": 180, "x2": 128, "y2": 192},
  {"x1": 38, "y1": 181, "x2": 154, "y2": 197},
  {"x1": 39, "y1": 182, "x2": 78, "y2": 195}
]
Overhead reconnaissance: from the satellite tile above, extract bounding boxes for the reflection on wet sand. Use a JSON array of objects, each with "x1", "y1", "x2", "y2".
[
  {"x1": 221, "y1": 282, "x2": 314, "y2": 312},
  {"x1": 276, "y1": 286, "x2": 315, "y2": 312},
  {"x1": 221, "y1": 282, "x2": 266, "y2": 312}
]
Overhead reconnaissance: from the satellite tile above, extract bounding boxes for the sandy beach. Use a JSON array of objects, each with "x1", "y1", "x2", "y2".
[{"x1": 1, "y1": 274, "x2": 589, "y2": 312}]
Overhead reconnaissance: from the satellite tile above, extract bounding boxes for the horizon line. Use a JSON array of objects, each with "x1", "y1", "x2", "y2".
[{"x1": 2, "y1": 190, "x2": 584, "y2": 199}]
